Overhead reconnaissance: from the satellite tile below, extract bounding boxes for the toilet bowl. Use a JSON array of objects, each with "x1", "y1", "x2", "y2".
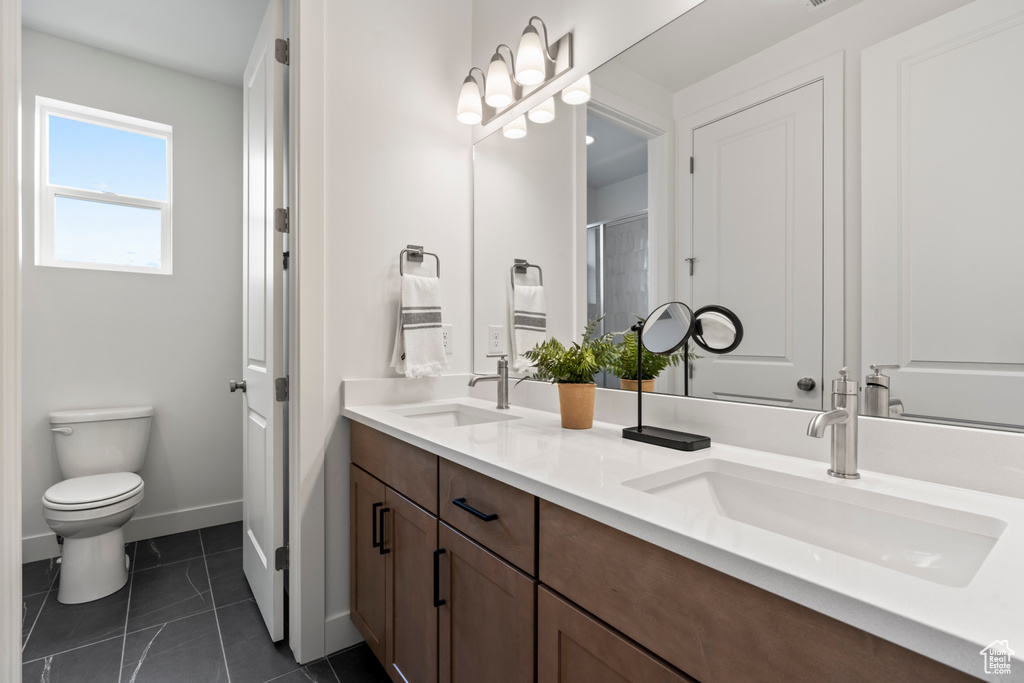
[{"x1": 42, "y1": 406, "x2": 153, "y2": 604}]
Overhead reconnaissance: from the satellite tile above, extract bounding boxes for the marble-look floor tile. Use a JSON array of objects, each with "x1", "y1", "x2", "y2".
[
  {"x1": 21, "y1": 592, "x2": 47, "y2": 646},
  {"x1": 121, "y1": 610, "x2": 228, "y2": 683},
  {"x1": 133, "y1": 529, "x2": 203, "y2": 571},
  {"x1": 22, "y1": 636, "x2": 122, "y2": 683},
  {"x1": 21, "y1": 582, "x2": 129, "y2": 662},
  {"x1": 127, "y1": 557, "x2": 212, "y2": 632},
  {"x1": 266, "y1": 658, "x2": 340, "y2": 682},
  {"x1": 200, "y1": 521, "x2": 243, "y2": 555},
  {"x1": 220, "y1": 599, "x2": 301, "y2": 682},
  {"x1": 327, "y1": 642, "x2": 390, "y2": 683},
  {"x1": 22, "y1": 557, "x2": 60, "y2": 596},
  {"x1": 206, "y1": 548, "x2": 253, "y2": 607}
]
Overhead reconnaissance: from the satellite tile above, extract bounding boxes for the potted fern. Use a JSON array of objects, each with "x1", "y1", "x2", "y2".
[
  {"x1": 608, "y1": 330, "x2": 696, "y2": 392},
  {"x1": 522, "y1": 319, "x2": 615, "y2": 429}
]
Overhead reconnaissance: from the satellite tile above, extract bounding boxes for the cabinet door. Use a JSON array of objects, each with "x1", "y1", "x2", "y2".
[
  {"x1": 538, "y1": 587, "x2": 694, "y2": 683},
  {"x1": 350, "y1": 465, "x2": 386, "y2": 663},
  {"x1": 438, "y1": 523, "x2": 535, "y2": 683},
  {"x1": 385, "y1": 488, "x2": 438, "y2": 683}
]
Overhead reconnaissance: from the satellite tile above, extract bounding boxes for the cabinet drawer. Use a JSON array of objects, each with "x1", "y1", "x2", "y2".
[
  {"x1": 539, "y1": 500, "x2": 972, "y2": 683},
  {"x1": 350, "y1": 421, "x2": 437, "y2": 514},
  {"x1": 439, "y1": 460, "x2": 536, "y2": 575}
]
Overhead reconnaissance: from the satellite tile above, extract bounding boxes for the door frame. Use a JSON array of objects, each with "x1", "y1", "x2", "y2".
[
  {"x1": 0, "y1": 0, "x2": 330, "y2": 670},
  {"x1": 676, "y1": 51, "x2": 845, "y2": 391},
  {"x1": 1, "y1": 0, "x2": 22, "y2": 679}
]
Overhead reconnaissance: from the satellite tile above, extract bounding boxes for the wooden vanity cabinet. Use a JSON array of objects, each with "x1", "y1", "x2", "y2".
[
  {"x1": 437, "y1": 522, "x2": 535, "y2": 683},
  {"x1": 538, "y1": 587, "x2": 694, "y2": 683},
  {"x1": 351, "y1": 424, "x2": 537, "y2": 683}
]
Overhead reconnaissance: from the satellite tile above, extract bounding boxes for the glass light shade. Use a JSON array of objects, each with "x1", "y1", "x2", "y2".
[
  {"x1": 561, "y1": 74, "x2": 591, "y2": 105},
  {"x1": 528, "y1": 97, "x2": 556, "y2": 124},
  {"x1": 585, "y1": 135, "x2": 595, "y2": 145},
  {"x1": 485, "y1": 55, "x2": 514, "y2": 108},
  {"x1": 515, "y1": 27, "x2": 546, "y2": 85},
  {"x1": 503, "y1": 115, "x2": 528, "y2": 139},
  {"x1": 456, "y1": 77, "x2": 482, "y2": 125}
]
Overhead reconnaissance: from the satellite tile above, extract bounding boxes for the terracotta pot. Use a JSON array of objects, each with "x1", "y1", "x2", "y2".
[
  {"x1": 557, "y1": 383, "x2": 596, "y2": 429},
  {"x1": 620, "y1": 378, "x2": 655, "y2": 393}
]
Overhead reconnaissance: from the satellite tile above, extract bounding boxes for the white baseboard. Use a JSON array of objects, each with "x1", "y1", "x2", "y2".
[
  {"x1": 325, "y1": 611, "x2": 363, "y2": 657},
  {"x1": 22, "y1": 500, "x2": 243, "y2": 563}
]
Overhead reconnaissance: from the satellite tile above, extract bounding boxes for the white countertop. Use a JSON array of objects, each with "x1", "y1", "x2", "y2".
[{"x1": 343, "y1": 397, "x2": 1024, "y2": 680}]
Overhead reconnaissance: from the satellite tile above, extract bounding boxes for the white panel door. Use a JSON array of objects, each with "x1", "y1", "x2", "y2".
[
  {"x1": 862, "y1": 0, "x2": 1024, "y2": 428},
  {"x1": 241, "y1": 0, "x2": 286, "y2": 642},
  {"x1": 689, "y1": 81, "x2": 823, "y2": 409}
]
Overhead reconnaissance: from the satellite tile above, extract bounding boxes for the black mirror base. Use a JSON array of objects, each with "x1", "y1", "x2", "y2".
[{"x1": 622, "y1": 426, "x2": 710, "y2": 451}]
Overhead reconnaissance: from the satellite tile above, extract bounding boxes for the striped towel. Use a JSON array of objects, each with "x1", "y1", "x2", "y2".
[
  {"x1": 510, "y1": 284, "x2": 546, "y2": 372},
  {"x1": 390, "y1": 274, "x2": 448, "y2": 378}
]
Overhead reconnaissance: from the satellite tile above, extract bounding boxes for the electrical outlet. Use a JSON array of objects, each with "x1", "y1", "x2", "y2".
[
  {"x1": 487, "y1": 325, "x2": 505, "y2": 355},
  {"x1": 441, "y1": 324, "x2": 453, "y2": 355}
]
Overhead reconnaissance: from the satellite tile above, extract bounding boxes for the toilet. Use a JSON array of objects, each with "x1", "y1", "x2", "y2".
[{"x1": 42, "y1": 406, "x2": 153, "y2": 604}]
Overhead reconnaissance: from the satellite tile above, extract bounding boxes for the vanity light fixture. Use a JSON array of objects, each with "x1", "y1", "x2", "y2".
[
  {"x1": 585, "y1": 135, "x2": 595, "y2": 145},
  {"x1": 528, "y1": 97, "x2": 556, "y2": 124},
  {"x1": 503, "y1": 115, "x2": 528, "y2": 139},
  {"x1": 561, "y1": 74, "x2": 591, "y2": 105},
  {"x1": 456, "y1": 16, "x2": 576, "y2": 128}
]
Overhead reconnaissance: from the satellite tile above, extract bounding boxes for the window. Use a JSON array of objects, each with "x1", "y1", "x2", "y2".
[{"x1": 36, "y1": 97, "x2": 173, "y2": 274}]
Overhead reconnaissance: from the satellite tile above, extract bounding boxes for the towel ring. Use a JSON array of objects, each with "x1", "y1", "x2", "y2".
[
  {"x1": 510, "y1": 259, "x2": 543, "y2": 286},
  {"x1": 400, "y1": 245, "x2": 440, "y2": 278}
]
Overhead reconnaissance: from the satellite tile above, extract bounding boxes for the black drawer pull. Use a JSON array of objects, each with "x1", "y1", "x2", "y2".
[
  {"x1": 433, "y1": 548, "x2": 446, "y2": 607},
  {"x1": 371, "y1": 501, "x2": 383, "y2": 548},
  {"x1": 378, "y1": 507, "x2": 391, "y2": 555},
  {"x1": 452, "y1": 497, "x2": 498, "y2": 522}
]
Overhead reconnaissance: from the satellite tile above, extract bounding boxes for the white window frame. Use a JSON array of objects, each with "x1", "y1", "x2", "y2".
[{"x1": 35, "y1": 97, "x2": 173, "y2": 274}]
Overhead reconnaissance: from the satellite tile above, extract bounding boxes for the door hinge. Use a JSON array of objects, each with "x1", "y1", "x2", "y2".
[
  {"x1": 275, "y1": 207, "x2": 289, "y2": 233},
  {"x1": 275, "y1": 38, "x2": 290, "y2": 66},
  {"x1": 283, "y1": 251, "x2": 290, "y2": 270},
  {"x1": 690, "y1": 156, "x2": 694, "y2": 174},
  {"x1": 275, "y1": 545, "x2": 289, "y2": 571},
  {"x1": 275, "y1": 376, "x2": 289, "y2": 402},
  {"x1": 685, "y1": 256, "x2": 697, "y2": 276}
]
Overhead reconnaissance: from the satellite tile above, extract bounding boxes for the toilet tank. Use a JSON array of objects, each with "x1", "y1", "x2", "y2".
[{"x1": 49, "y1": 406, "x2": 155, "y2": 478}]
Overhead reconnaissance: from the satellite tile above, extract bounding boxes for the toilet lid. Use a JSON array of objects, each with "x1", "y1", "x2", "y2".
[{"x1": 44, "y1": 473, "x2": 143, "y2": 510}]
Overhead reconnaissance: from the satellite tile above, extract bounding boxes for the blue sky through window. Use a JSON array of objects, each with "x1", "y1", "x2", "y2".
[
  {"x1": 54, "y1": 197, "x2": 162, "y2": 268},
  {"x1": 48, "y1": 115, "x2": 167, "y2": 201}
]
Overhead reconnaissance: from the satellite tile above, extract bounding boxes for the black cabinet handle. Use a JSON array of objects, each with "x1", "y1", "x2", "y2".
[
  {"x1": 452, "y1": 497, "x2": 498, "y2": 522},
  {"x1": 371, "y1": 502, "x2": 383, "y2": 548},
  {"x1": 378, "y1": 507, "x2": 390, "y2": 555},
  {"x1": 433, "y1": 548, "x2": 446, "y2": 607}
]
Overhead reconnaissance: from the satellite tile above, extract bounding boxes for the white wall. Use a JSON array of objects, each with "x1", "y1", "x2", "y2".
[
  {"x1": 588, "y1": 172, "x2": 648, "y2": 225},
  {"x1": 319, "y1": 0, "x2": 473, "y2": 650},
  {"x1": 21, "y1": 30, "x2": 243, "y2": 560}
]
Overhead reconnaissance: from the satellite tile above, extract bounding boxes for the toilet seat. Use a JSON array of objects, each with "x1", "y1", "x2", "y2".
[{"x1": 43, "y1": 473, "x2": 144, "y2": 512}]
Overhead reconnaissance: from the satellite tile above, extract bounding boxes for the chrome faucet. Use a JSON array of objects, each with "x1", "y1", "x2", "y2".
[
  {"x1": 807, "y1": 368, "x2": 860, "y2": 479},
  {"x1": 469, "y1": 355, "x2": 509, "y2": 409},
  {"x1": 863, "y1": 364, "x2": 904, "y2": 417}
]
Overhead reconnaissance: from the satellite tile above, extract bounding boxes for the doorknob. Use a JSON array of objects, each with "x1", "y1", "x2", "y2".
[
  {"x1": 797, "y1": 377, "x2": 816, "y2": 391},
  {"x1": 229, "y1": 379, "x2": 247, "y2": 393}
]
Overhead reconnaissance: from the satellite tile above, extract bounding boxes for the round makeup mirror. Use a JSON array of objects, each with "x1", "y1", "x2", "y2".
[
  {"x1": 691, "y1": 305, "x2": 743, "y2": 354},
  {"x1": 639, "y1": 302, "x2": 694, "y2": 355}
]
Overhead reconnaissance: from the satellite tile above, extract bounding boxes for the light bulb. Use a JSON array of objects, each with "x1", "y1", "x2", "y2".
[
  {"x1": 456, "y1": 76, "x2": 482, "y2": 125},
  {"x1": 561, "y1": 74, "x2": 591, "y2": 105},
  {"x1": 515, "y1": 26, "x2": 546, "y2": 85},
  {"x1": 485, "y1": 54, "x2": 513, "y2": 109},
  {"x1": 528, "y1": 97, "x2": 556, "y2": 124},
  {"x1": 503, "y1": 115, "x2": 528, "y2": 139}
]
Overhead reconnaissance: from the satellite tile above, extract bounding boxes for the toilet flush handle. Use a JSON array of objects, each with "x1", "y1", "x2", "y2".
[{"x1": 51, "y1": 427, "x2": 73, "y2": 436}]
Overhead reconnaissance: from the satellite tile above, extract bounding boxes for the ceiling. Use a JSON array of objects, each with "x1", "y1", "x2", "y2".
[
  {"x1": 21, "y1": 0, "x2": 269, "y2": 86},
  {"x1": 586, "y1": 114, "x2": 648, "y2": 189}
]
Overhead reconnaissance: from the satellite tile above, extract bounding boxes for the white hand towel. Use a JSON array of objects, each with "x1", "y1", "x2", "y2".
[
  {"x1": 509, "y1": 284, "x2": 546, "y2": 373},
  {"x1": 390, "y1": 274, "x2": 448, "y2": 378}
]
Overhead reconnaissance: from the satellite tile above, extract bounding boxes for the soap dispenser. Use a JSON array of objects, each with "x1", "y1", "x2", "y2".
[{"x1": 864, "y1": 364, "x2": 903, "y2": 417}]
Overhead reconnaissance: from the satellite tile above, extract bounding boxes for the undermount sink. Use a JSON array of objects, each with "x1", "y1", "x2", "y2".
[
  {"x1": 390, "y1": 403, "x2": 520, "y2": 428},
  {"x1": 622, "y1": 459, "x2": 1006, "y2": 587}
]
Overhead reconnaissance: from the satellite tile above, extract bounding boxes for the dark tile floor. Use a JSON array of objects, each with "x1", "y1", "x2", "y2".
[{"x1": 21, "y1": 522, "x2": 391, "y2": 683}]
